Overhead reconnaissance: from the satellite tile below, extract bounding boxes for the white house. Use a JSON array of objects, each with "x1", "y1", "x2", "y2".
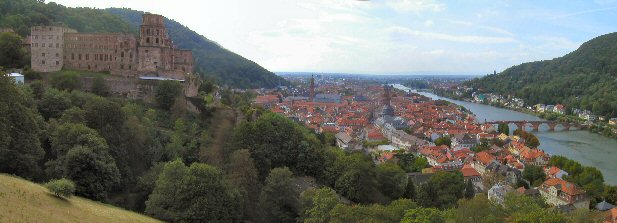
[{"x1": 7, "y1": 73, "x2": 24, "y2": 84}]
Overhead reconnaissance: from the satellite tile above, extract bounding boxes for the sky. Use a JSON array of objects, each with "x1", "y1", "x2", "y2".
[{"x1": 50, "y1": 0, "x2": 617, "y2": 75}]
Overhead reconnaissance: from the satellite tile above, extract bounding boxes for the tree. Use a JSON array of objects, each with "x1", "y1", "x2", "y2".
[
  {"x1": 38, "y1": 88, "x2": 71, "y2": 120},
  {"x1": 464, "y1": 179, "x2": 475, "y2": 199},
  {"x1": 0, "y1": 32, "x2": 27, "y2": 68},
  {"x1": 45, "y1": 178, "x2": 76, "y2": 198},
  {"x1": 434, "y1": 136, "x2": 451, "y2": 147},
  {"x1": 0, "y1": 75, "x2": 45, "y2": 179},
  {"x1": 91, "y1": 76, "x2": 109, "y2": 96},
  {"x1": 497, "y1": 123, "x2": 509, "y2": 135},
  {"x1": 335, "y1": 157, "x2": 384, "y2": 204},
  {"x1": 376, "y1": 162, "x2": 408, "y2": 200},
  {"x1": 145, "y1": 160, "x2": 189, "y2": 221},
  {"x1": 523, "y1": 165, "x2": 546, "y2": 187},
  {"x1": 416, "y1": 171, "x2": 465, "y2": 208},
  {"x1": 59, "y1": 107, "x2": 86, "y2": 124},
  {"x1": 64, "y1": 146, "x2": 120, "y2": 201},
  {"x1": 232, "y1": 113, "x2": 325, "y2": 179},
  {"x1": 400, "y1": 207, "x2": 445, "y2": 223},
  {"x1": 258, "y1": 167, "x2": 298, "y2": 223},
  {"x1": 155, "y1": 80, "x2": 182, "y2": 110},
  {"x1": 146, "y1": 160, "x2": 243, "y2": 222},
  {"x1": 84, "y1": 97, "x2": 125, "y2": 131},
  {"x1": 411, "y1": 157, "x2": 429, "y2": 172},
  {"x1": 454, "y1": 196, "x2": 500, "y2": 223},
  {"x1": 298, "y1": 187, "x2": 340, "y2": 223},
  {"x1": 178, "y1": 163, "x2": 243, "y2": 223},
  {"x1": 329, "y1": 199, "x2": 417, "y2": 223},
  {"x1": 227, "y1": 149, "x2": 259, "y2": 220},
  {"x1": 51, "y1": 73, "x2": 81, "y2": 91},
  {"x1": 403, "y1": 178, "x2": 416, "y2": 200}
]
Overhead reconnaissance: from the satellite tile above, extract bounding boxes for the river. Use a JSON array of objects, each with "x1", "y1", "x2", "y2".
[{"x1": 391, "y1": 84, "x2": 617, "y2": 185}]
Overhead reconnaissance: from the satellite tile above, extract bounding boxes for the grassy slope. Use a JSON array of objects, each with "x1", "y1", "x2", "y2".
[{"x1": 0, "y1": 174, "x2": 161, "y2": 223}]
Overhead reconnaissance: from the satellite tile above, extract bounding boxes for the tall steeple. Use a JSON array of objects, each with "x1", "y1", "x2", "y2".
[{"x1": 309, "y1": 74, "x2": 315, "y2": 102}]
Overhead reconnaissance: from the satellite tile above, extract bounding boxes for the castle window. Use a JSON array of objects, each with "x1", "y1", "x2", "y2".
[
  {"x1": 72, "y1": 53, "x2": 75, "y2": 60},
  {"x1": 157, "y1": 29, "x2": 160, "y2": 35},
  {"x1": 41, "y1": 60, "x2": 45, "y2": 64},
  {"x1": 156, "y1": 38, "x2": 159, "y2": 44},
  {"x1": 35, "y1": 43, "x2": 38, "y2": 47},
  {"x1": 42, "y1": 53, "x2": 45, "y2": 57},
  {"x1": 78, "y1": 54, "x2": 82, "y2": 60},
  {"x1": 56, "y1": 53, "x2": 59, "y2": 57},
  {"x1": 95, "y1": 54, "x2": 98, "y2": 60},
  {"x1": 86, "y1": 54, "x2": 89, "y2": 60},
  {"x1": 130, "y1": 52, "x2": 133, "y2": 59},
  {"x1": 88, "y1": 65, "x2": 91, "y2": 70},
  {"x1": 146, "y1": 37, "x2": 150, "y2": 43},
  {"x1": 129, "y1": 65, "x2": 132, "y2": 70},
  {"x1": 34, "y1": 35, "x2": 38, "y2": 39},
  {"x1": 145, "y1": 50, "x2": 149, "y2": 53},
  {"x1": 121, "y1": 52, "x2": 124, "y2": 57},
  {"x1": 56, "y1": 61, "x2": 59, "y2": 65},
  {"x1": 121, "y1": 64, "x2": 124, "y2": 69},
  {"x1": 147, "y1": 29, "x2": 150, "y2": 35},
  {"x1": 42, "y1": 43, "x2": 45, "y2": 47},
  {"x1": 56, "y1": 43, "x2": 59, "y2": 48}
]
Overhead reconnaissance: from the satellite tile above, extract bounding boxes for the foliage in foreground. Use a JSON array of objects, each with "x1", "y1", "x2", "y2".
[{"x1": 45, "y1": 178, "x2": 75, "y2": 198}]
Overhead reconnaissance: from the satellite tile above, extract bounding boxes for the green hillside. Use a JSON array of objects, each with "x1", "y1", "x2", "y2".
[
  {"x1": 0, "y1": 0, "x2": 286, "y2": 88},
  {"x1": 0, "y1": 174, "x2": 161, "y2": 223},
  {"x1": 467, "y1": 32, "x2": 617, "y2": 118}
]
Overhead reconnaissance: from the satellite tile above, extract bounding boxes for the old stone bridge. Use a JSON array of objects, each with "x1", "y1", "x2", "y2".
[{"x1": 485, "y1": 121, "x2": 588, "y2": 131}]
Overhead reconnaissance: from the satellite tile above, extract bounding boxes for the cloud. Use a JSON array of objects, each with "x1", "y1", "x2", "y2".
[
  {"x1": 424, "y1": 20, "x2": 434, "y2": 27},
  {"x1": 553, "y1": 6, "x2": 617, "y2": 19},
  {"x1": 386, "y1": 0, "x2": 445, "y2": 13},
  {"x1": 388, "y1": 26, "x2": 517, "y2": 44}
]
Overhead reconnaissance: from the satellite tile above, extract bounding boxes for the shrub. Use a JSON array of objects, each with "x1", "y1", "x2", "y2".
[{"x1": 45, "y1": 178, "x2": 76, "y2": 198}]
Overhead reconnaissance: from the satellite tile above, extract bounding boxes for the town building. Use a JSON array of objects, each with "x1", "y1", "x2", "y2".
[
  {"x1": 488, "y1": 183, "x2": 513, "y2": 205},
  {"x1": 538, "y1": 178, "x2": 590, "y2": 209}
]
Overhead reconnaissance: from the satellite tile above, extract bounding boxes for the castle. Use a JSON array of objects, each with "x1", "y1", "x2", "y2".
[{"x1": 29, "y1": 13, "x2": 199, "y2": 98}]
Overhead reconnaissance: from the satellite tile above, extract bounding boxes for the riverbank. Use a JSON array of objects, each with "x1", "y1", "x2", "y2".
[
  {"x1": 392, "y1": 84, "x2": 617, "y2": 185},
  {"x1": 430, "y1": 88, "x2": 617, "y2": 139}
]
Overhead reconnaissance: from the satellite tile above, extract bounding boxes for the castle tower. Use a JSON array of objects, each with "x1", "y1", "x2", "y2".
[
  {"x1": 137, "y1": 13, "x2": 174, "y2": 74},
  {"x1": 139, "y1": 13, "x2": 170, "y2": 48},
  {"x1": 309, "y1": 74, "x2": 315, "y2": 102}
]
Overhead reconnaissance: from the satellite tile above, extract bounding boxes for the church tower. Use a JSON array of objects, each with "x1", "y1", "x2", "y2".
[{"x1": 309, "y1": 75, "x2": 315, "y2": 102}]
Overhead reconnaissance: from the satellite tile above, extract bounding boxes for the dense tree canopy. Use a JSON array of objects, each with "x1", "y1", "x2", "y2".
[
  {"x1": 0, "y1": 32, "x2": 28, "y2": 68},
  {"x1": 258, "y1": 167, "x2": 298, "y2": 223},
  {"x1": 232, "y1": 113, "x2": 325, "y2": 179},
  {"x1": 146, "y1": 160, "x2": 243, "y2": 222},
  {"x1": 0, "y1": 75, "x2": 44, "y2": 179}
]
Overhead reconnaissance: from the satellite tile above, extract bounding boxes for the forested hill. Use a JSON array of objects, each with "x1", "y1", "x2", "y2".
[
  {"x1": 0, "y1": 0, "x2": 286, "y2": 88},
  {"x1": 105, "y1": 8, "x2": 287, "y2": 88},
  {"x1": 467, "y1": 32, "x2": 617, "y2": 118}
]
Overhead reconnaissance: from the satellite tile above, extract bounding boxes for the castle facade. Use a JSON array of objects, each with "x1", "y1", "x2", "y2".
[{"x1": 30, "y1": 13, "x2": 194, "y2": 80}]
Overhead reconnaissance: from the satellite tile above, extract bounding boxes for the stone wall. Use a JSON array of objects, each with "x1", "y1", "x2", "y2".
[
  {"x1": 64, "y1": 33, "x2": 138, "y2": 77},
  {"x1": 31, "y1": 26, "x2": 76, "y2": 72}
]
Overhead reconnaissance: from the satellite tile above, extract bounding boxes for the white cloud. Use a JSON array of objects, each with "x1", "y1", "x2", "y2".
[
  {"x1": 424, "y1": 20, "x2": 435, "y2": 27},
  {"x1": 386, "y1": 0, "x2": 445, "y2": 13},
  {"x1": 388, "y1": 26, "x2": 517, "y2": 44}
]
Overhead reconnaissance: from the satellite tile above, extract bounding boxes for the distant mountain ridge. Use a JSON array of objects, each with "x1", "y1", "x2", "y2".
[{"x1": 467, "y1": 32, "x2": 617, "y2": 118}]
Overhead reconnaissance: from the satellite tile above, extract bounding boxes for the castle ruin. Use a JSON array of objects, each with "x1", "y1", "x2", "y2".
[{"x1": 30, "y1": 13, "x2": 199, "y2": 98}]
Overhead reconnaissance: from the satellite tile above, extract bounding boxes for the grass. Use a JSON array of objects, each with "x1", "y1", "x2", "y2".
[{"x1": 0, "y1": 174, "x2": 161, "y2": 223}]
